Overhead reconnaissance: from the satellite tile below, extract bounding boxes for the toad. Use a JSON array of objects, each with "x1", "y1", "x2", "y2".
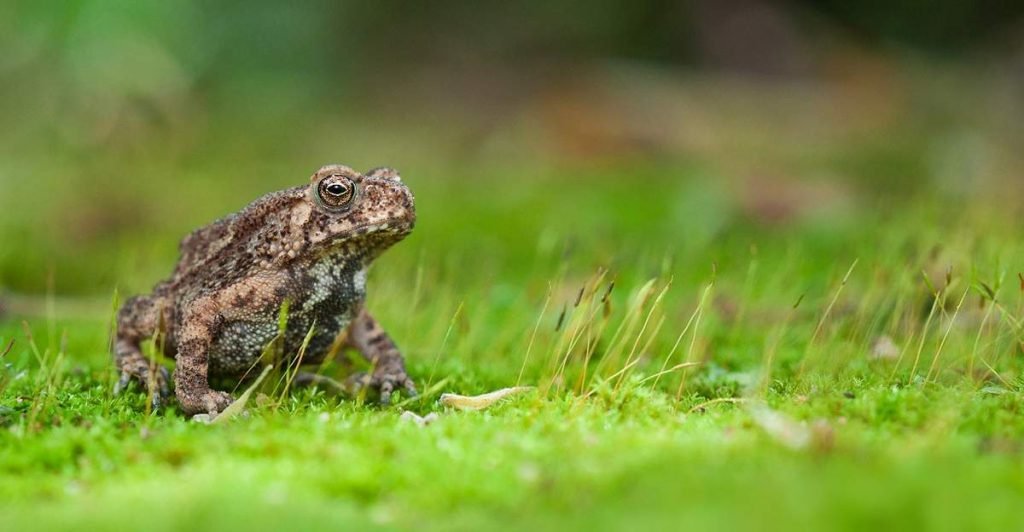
[{"x1": 114, "y1": 165, "x2": 417, "y2": 415}]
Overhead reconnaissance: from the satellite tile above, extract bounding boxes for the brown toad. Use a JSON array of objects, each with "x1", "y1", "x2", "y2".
[{"x1": 114, "y1": 165, "x2": 417, "y2": 415}]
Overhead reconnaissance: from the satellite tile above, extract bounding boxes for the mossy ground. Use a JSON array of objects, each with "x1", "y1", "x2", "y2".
[{"x1": 3, "y1": 80, "x2": 1024, "y2": 530}]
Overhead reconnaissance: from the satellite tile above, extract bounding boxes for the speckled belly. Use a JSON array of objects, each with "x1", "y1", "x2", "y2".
[
  {"x1": 207, "y1": 309, "x2": 358, "y2": 377},
  {"x1": 206, "y1": 319, "x2": 277, "y2": 376},
  {"x1": 207, "y1": 258, "x2": 366, "y2": 377}
]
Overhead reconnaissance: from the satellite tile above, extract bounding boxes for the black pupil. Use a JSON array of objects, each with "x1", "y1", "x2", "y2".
[{"x1": 326, "y1": 183, "x2": 347, "y2": 196}]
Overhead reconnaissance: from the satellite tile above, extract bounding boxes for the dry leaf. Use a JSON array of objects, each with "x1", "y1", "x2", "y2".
[
  {"x1": 749, "y1": 404, "x2": 834, "y2": 453},
  {"x1": 749, "y1": 405, "x2": 810, "y2": 450}
]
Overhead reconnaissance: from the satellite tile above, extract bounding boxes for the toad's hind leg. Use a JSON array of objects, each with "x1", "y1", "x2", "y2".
[{"x1": 114, "y1": 295, "x2": 171, "y2": 408}]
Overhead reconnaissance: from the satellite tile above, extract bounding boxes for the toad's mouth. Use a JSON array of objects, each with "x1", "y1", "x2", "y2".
[
  {"x1": 347, "y1": 218, "x2": 415, "y2": 237},
  {"x1": 306, "y1": 217, "x2": 414, "y2": 264},
  {"x1": 318, "y1": 219, "x2": 414, "y2": 254}
]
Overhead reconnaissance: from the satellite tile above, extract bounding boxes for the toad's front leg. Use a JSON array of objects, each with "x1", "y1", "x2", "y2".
[
  {"x1": 174, "y1": 298, "x2": 234, "y2": 416},
  {"x1": 346, "y1": 308, "x2": 417, "y2": 403}
]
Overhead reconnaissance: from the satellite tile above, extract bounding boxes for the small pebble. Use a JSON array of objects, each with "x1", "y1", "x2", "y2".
[
  {"x1": 192, "y1": 413, "x2": 214, "y2": 424},
  {"x1": 400, "y1": 410, "x2": 439, "y2": 427}
]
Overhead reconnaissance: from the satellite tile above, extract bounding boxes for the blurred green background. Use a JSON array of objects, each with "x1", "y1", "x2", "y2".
[
  {"x1": 3, "y1": 3, "x2": 1024, "y2": 531},
  {"x1": 2, "y1": 0, "x2": 1023, "y2": 298}
]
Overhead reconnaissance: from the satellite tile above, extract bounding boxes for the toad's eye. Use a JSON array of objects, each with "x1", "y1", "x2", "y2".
[{"x1": 315, "y1": 176, "x2": 356, "y2": 210}]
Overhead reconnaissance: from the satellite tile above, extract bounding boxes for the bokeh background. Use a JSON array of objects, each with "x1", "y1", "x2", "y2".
[
  {"x1": 4, "y1": 4, "x2": 1024, "y2": 529},
  {"x1": 1, "y1": 0, "x2": 1023, "y2": 297}
]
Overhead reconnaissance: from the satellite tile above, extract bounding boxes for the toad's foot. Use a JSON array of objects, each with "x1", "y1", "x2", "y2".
[
  {"x1": 177, "y1": 388, "x2": 234, "y2": 416},
  {"x1": 114, "y1": 363, "x2": 171, "y2": 412},
  {"x1": 347, "y1": 368, "x2": 418, "y2": 405}
]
